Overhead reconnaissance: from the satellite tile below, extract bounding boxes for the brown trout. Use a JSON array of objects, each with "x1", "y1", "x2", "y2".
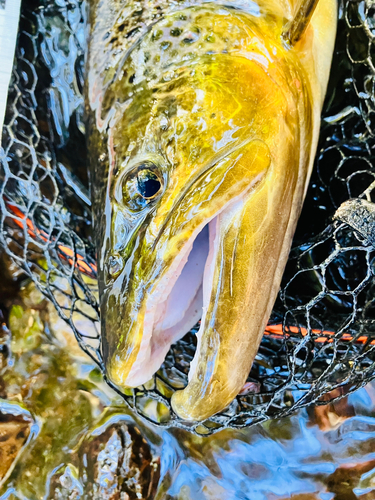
[{"x1": 86, "y1": 0, "x2": 337, "y2": 421}]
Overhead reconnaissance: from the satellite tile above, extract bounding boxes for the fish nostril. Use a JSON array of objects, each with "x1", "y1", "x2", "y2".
[{"x1": 107, "y1": 253, "x2": 124, "y2": 278}]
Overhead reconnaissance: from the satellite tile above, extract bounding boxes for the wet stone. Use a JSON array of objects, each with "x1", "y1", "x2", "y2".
[
  {"x1": 0, "y1": 403, "x2": 33, "y2": 485},
  {"x1": 47, "y1": 420, "x2": 160, "y2": 499},
  {"x1": 0, "y1": 315, "x2": 11, "y2": 376},
  {"x1": 47, "y1": 464, "x2": 83, "y2": 500}
]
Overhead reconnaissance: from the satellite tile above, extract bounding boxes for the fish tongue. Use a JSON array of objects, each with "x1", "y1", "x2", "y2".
[
  {"x1": 154, "y1": 225, "x2": 209, "y2": 335},
  {"x1": 187, "y1": 213, "x2": 220, "y2": 383}
]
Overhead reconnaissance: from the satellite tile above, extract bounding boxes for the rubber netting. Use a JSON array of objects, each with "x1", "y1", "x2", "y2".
[{"x1": 1, "y1": 0, "x2": 375, "y2": 434}]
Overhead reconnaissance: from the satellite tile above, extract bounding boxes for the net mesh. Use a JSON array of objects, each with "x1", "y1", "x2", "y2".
[{"x1": 1, "y1": 0, "x2": 375, "y2": 435}]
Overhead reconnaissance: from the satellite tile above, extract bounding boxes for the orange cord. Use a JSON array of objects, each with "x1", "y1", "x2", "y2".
[
  {"x1": 5, "y1": 200, "x2": 97, "y2": 278},
  {"x1": 265, "y1": 324, "x2": 375, "y2": 345}
]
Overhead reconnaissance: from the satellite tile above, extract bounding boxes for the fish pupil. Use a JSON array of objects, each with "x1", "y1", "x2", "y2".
[{"x1": 137, "y1": 169, "x2": 161, "y2": 199}]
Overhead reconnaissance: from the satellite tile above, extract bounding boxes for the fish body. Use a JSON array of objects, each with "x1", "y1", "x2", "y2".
[{"x1": 86, "y1": 0, "x2": 337, "y2": 421}]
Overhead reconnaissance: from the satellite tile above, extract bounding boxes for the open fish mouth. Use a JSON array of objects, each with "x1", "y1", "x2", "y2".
[
  {"x1": 100, "y1": 136, "x2": 274, "y2": 422},
  {"x1": 120, "y1": 198, "x2": 242, "y2": 389},
  {"x1": 127, "y1": 220, "x2": 210, "y2": 388}
]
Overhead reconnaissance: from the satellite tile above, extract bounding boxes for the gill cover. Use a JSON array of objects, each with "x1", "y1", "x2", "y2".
[{"x1": 87, "y1": 0, "x2": 337, "y2": 421}]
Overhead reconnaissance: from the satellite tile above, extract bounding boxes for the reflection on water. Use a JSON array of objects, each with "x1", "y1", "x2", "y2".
[
  {"x1": 162, "y1": 390, "x2": 375, "y2": 500},
  {"x1": 0, "y1": 278, "x2": 375, "y2": 499}
]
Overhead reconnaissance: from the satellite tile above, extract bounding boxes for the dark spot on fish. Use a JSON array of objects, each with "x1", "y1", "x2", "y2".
[
  {"x1": 170, "y1": 28, "x2": 182, "y2": 37},
  {"x1": 211, "y1": 113, "x2": 216, "y2": 119},
  {"x1": 108, "y1": 294, "x2": 117, "y2": 310},
  {"x1": 126, "y1": 27, "x2": 140, "y2": 39},
  {"x1": 118, "y1": 23, "x2": 126, "y2": 32},
  {"x1": 16, "y1": 430, "x2": 26, "y2": 440},
  {"x1": 111, "y1": 36, "x2": 118, "y2": 44},
  {"x1": 160, "y1": 41, "x2": 171, "y2": 51},
  {"x1": 182, "y1": 28, "x2": 200, "y2": 44},
  {"x1": 129, "y1": 74, "x2": 135, "y2": 84},
  {"x1": 151, "y1": 29, "x2": 163, "y2": 41}
]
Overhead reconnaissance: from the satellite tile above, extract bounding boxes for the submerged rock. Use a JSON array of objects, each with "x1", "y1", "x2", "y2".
[
  {"x1": 47, "y1": 416, "x2": 160, "y2": 499},
  {"x1": 0, "y1": 400, "x2": 33, "y2": 486},
  {"x1": 47, "y1": 464, "x2": 84, "y2": 499}
]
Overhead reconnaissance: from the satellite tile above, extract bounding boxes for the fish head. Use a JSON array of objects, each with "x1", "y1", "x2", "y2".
[{"x1": 95, "y1": 3, "x2": 330, "y2": 420}]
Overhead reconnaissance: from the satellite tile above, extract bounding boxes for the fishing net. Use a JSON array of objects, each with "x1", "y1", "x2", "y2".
[{"x1": 1, "y1": 0, "x2": 375, "y2": 435}]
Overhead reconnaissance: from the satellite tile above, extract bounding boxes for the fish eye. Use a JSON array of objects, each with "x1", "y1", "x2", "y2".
[
  {"x1": 121, "y1": 161, "x2": 163, "y2": 210},
  {"x1": 136, "y1": 168, "x2": 162, "y2": 199}
]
